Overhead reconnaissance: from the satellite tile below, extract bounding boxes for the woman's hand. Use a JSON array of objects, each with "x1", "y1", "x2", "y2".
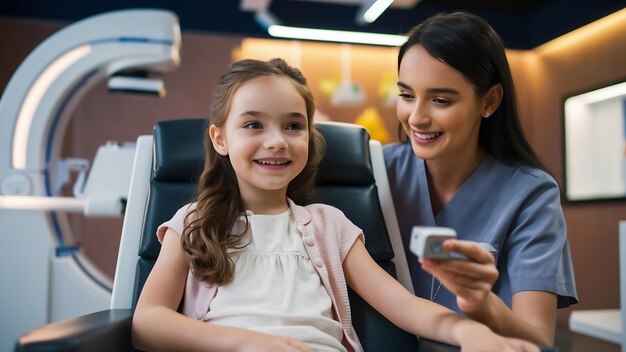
[
  {"x1": 420, "y1": 239, "x2": 499, "y2": 314},
  {"x1": 238, "y1": 331, "x2": 314, "y2": 352}
]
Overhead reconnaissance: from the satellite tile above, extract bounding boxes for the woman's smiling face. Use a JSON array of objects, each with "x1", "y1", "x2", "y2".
[{"x1": 397, "y1": 45, "x2": 485, "y2": 163}]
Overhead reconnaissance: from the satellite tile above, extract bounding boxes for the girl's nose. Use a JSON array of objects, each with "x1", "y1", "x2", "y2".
[{"x1": 264, "y1": 128, "x2": 287, "y2": 150}]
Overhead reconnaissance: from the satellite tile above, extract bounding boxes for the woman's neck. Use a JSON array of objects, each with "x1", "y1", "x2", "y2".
[{"x1": 425, "y1": 147, "x2": 486, "y2": 215}]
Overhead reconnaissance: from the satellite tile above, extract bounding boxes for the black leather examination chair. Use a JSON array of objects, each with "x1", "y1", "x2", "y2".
[{"x1": 14, "y1": 119, "x2": 436, "y2": 352}]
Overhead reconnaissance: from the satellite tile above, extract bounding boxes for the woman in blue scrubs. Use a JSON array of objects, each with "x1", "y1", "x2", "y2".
[{"x1": 384, "y1": 11, "x2": 578, "y2": 346}]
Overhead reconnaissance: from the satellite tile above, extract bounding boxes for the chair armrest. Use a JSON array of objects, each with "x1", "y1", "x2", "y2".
[
  {"x1": 417, "y1": 338, "x2": 558, "y2": 352},
  {"x1": 15, "y1": 309, "x2": 134, "y2": 352},
  {"x1": 418, "y1": 337, "x2": 460, "y2": 351}
]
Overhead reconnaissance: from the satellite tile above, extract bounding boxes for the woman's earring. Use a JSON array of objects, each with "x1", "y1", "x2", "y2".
[
  {"x1": 482, "y1": 112, "x2": 491, "y2": 118},
  {"x1": 215, "y1": 146, "x2": 227, "y2": 155}
]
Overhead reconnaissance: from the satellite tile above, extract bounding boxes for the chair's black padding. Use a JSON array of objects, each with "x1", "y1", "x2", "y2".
[
  {"x1": 132, "y1": 119, "x2": 419, "y2": 350},
  {"x1": 313, "y1": 184, "x2": 393, "y2": 262},
  {"x1": 15, "y1": 309, "x2": 134, "y2": 352},
  {"x1": 139, "y1": 181, "x2": 197, "y2": 258},
  {"x1": 316, "y1": 123, "x2": 375, "y2": 185},
  {"x1": 153, "y1": 119, "x2": 207, "y2": 182}
]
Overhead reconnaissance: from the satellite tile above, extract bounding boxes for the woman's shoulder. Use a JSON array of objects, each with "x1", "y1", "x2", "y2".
[
  {"x1": 513, "y1": 163, "x2": 559, "y2": 189},
  {"x1": 383, "y1": 141, "x2": 413, "y2": 161},
  {"x1": 487, "y1": 158, "x2": 562, "y2": 208},
  {"x1": 489, "y1": 156, "x2": 558, "y2": 188},
  {"x1": 382, "y1": 142, "x2": 423, "y2": 180}
]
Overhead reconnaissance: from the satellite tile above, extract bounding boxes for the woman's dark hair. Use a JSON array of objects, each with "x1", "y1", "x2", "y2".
[
  {"x1": 182, "y1": 58, "x2": 324, "y2": 285},
  {"x1": 398, "y1": 11, "x2": 547, "y2": 171}
]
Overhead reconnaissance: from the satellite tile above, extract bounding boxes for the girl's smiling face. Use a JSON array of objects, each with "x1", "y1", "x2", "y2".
[{"x1": 210, "y1": 75, "x2": 309, "y2": 205}]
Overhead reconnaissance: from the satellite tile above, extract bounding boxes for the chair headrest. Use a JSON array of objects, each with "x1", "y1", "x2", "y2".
[
  {"x1": 316, "y1": 122, "x2": 374, "y2": 185},
  {"x1": 152, "y1": 120, "x2": 374, "y2": 185},
  {"x1": 153, "y1": 119, "x2": 207, "y2": 182}
]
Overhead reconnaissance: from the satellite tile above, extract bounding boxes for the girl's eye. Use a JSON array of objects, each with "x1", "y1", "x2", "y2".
[
  {"x1": 398, "y1": 93, "x2": 413, "y2": 100},
  {"x1": 244, "y1": 121, "x2": 262, "y2": 129},
  {"x1": 286, "y1": 122, "x2": 303, "y2": 131}
]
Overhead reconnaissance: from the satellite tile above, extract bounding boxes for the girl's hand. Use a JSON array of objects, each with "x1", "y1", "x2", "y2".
[
  {"x1": 238, "y1": 331, "x2": 315, "y2": 352},
  {"x1": 459, "y1": 327, "x2": 540, "y2": 352},
  {"x1": 420, "y1": 239, "x2": 499, "y2": 314}
]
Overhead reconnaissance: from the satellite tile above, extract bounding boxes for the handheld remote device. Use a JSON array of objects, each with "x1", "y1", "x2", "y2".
[
  {"x1": 410, "y1": 226, "x2": 458, "y2": 259},
  {"x1": 410, "y1": 226, "x2": 499, "y2": 261}
]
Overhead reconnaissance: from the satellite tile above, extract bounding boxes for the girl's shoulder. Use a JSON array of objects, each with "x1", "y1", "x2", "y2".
[
  {"x1": 171, "y1": 202, "x2": 197, "y2": 221},
  {"x1": 294, "y1": 202, "x2": 364, "y2": 253},
  {"x1": 290, "y1": 201, "x2": 357, "y2": 231},
  {"x1": 292, "y1": 201, "x2": 349, "y2": 221},
  {"x1": 156, "y1": 202, "x2": 197, "y2": 241}
]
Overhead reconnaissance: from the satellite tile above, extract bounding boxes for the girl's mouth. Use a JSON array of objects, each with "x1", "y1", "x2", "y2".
[
  {"x1": 255, "y1": 160, "x2": 289, "y2": 165},
  {"x1": 254, "y1": 159, "x2": 291, "y2": 170}
]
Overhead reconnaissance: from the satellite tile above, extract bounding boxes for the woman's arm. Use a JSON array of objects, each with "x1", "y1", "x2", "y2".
[
  {"x1": 132, "y1": 228, "x2": 313, "y2": 352},
  {"x1": 420, "y1": 239, "x2": 556, "y2": 346},
  {"x1": 343, "y1": 240, "x2": 538, "y2": 351}
]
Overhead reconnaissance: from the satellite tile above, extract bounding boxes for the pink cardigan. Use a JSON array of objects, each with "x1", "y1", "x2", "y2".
[{"x1": 157, "y1": 199, "x2": 365, "y2": 352}]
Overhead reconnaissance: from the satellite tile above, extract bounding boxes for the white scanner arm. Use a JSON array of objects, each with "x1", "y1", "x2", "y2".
[{"x1": 0, "y1": 9, "x2": 181, "y2": 216}]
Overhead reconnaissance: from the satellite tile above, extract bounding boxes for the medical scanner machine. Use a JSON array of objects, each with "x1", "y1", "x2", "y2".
[{"x1": 0, "y1": 9, "x2": 181, "y2": 350}]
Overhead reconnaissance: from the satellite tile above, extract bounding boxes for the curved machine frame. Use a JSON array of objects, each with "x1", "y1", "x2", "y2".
[{"x1": 0, "y1": 9, "x2": 181, "y2": 350}]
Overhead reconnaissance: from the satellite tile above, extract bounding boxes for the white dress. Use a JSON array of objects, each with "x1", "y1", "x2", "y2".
[{"x1": 205, "y1": 208, "x2": 347, "y2": 352}]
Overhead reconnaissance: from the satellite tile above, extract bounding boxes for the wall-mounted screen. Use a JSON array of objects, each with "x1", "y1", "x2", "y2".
[{"x1": 563, "y1": 81, "x2": 626, "y2": 202}]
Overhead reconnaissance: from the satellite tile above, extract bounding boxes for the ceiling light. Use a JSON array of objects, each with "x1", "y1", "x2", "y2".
[
  {"x1": 358, "y1": 0, "x2": 393, "y2": 24},
  {"x1": 256, "y1": 10, "x2": 407, "y2": 46},
  {"x1": 268, "y1": 25, "x2": 406, "y2": 46}
]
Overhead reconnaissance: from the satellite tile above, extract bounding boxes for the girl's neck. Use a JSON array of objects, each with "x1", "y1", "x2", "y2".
[
  {"x1": 425, "y1": 147, "x2": 486, "y2": 215},
  {"x1": 241, "y1": 190, "x2": 290, "y2": 215}
]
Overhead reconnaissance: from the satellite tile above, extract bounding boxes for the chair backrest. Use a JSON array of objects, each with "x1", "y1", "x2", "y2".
[{"x1": 111, "y1": 118, "x2": 417, "y2": 351}]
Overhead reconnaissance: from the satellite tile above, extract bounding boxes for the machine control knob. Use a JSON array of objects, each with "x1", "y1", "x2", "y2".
[{"x1": 2, "y1": 172, "x2": 32, "y2": 196}]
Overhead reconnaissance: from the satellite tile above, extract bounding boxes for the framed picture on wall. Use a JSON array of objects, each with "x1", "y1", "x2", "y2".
[{"x1": 563, "y1": 80, "x2": 626, "y2": 202}]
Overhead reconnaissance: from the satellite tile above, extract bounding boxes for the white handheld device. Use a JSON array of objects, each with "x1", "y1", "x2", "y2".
[
  {"x1": 410, "y1": 226, "x2": 499, "y2": 261},
  {"x1": 410, "y1": 226, "x2": 459, "y2": 259}
]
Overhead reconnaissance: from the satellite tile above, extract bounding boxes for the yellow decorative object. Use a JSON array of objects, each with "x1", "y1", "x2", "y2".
[
  {"x1": 378, "y1": 71, "x2": 398, "y2": 107},
  {"x1": 354, "y1": 107, "x2": 391, "y2": 144},
  {"x1": 319, "y1": 77, "x2": 340, "y2": 98}
]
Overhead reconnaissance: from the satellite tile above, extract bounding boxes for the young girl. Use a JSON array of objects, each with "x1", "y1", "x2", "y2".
[
  {"x1": 384, "y1": 11, "x2": 577, "y2": 346},
  {"x1": 132, "y1": 58, "x2": 538, "y2": 352}
]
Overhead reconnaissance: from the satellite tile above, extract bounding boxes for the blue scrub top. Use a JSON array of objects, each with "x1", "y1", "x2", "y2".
[{"x1": 384, "y1": 142, "x2": 578, "y2": 312}]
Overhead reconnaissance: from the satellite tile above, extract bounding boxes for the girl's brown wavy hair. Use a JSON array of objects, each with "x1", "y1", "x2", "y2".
[{"x1": 181, "y1": 58, "x2": 324, "y2": 285}]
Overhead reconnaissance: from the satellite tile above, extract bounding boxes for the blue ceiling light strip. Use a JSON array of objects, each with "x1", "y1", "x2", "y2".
[{"x1": 90, "y1": 37, "x2": 174, "y2": 46}]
